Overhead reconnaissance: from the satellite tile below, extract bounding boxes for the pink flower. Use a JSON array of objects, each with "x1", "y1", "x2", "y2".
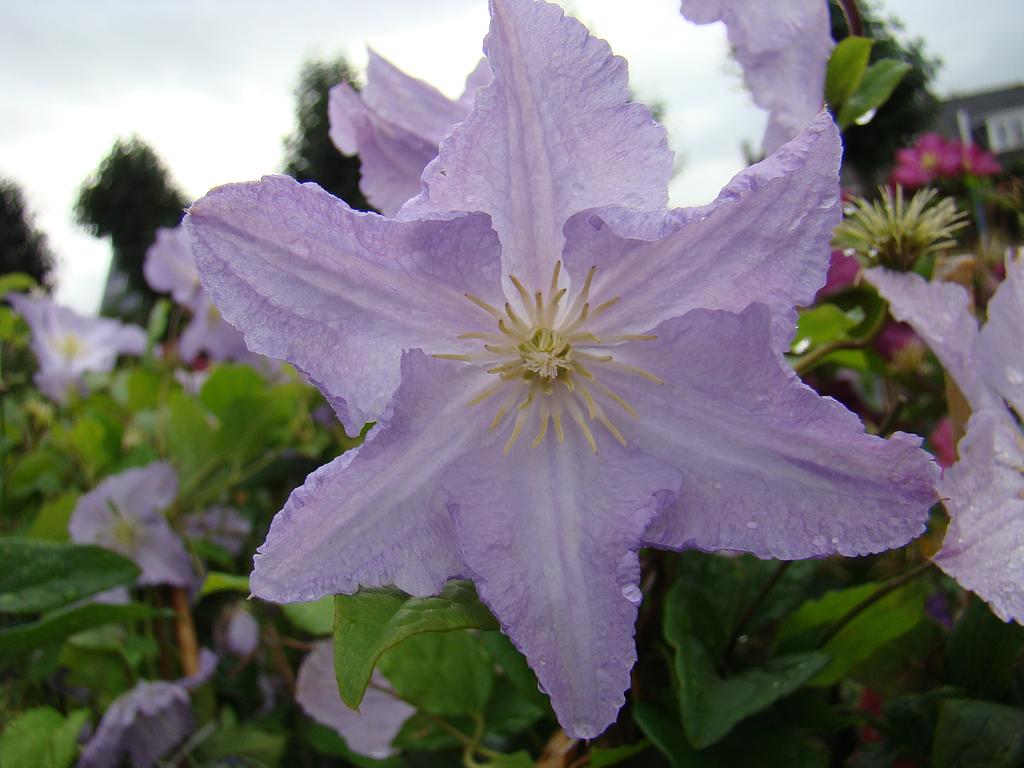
[
  {"x1": 928, "y1": 417, "x2": 956, "y2": 470},
  {"x1": 817, "y1": 250, "x2": 860, "y2": 298},
  {"x1": 960, "y1": 143, "x2": 1002, "y2": 177},
  {"x1": 890, "y1": 133, "x2": 961, "y2": 188}
]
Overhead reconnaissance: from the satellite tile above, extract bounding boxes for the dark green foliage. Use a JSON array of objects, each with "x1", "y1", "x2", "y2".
[
  {"x1": 74, "y1": 137, "x2": 187, "y2": 323},
  {"x1": 830, "y1": 0, "x2": 941, "y2": 185},
  {"x1": 0, "y1": 178, "x2": 55, "y2": 290},
  {"x1": 283, "y1": 57, "x2": 373, "y2": 211}
]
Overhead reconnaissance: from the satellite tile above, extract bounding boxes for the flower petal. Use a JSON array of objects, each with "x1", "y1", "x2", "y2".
[
  {"x1": 69, "y1": 462, "x2": 193, "y2": 588},
  {"x1": 681, "y1": 0, "x2": 831, "y2": 154},
  {"x1": 605, "y1": 304, "x2": 937, "y2": 558},
  {"x1": 403, "y1": 0, "x2": 672, "y2": 288},
  {"x1": 329, "y1": 81, "x2": 447, "y2": 217},
  {"x1": 443, "y1": 433, "x2": 680, "y2": 738},
  {"x1": 935, "y1": 409, "x2": 1024, "y2": 623},
  {"x1": 980, "y1": 251, "x2": 1024, "y2": 417},
  {"x1": 250, "y1": 351, "x2": 492, "y2": 603},
  {"x1": 296, "y1": 641, "x2": 415, "y2": 760},
  {"x1": 78, "y1": 681, "x2": 192, "y2": 768},
  {"x1": 562, "y1": 112, "x2": 841, "y2": 351},
  {"x1": 864, "y1": 266, "x2": 994, "y2": 411},
  {"x1": 144, "y1": 225, "x2": 201, "y2": 305},
  {"x1": 186, "y1": 175, "x2": 502, "y2": 432}
]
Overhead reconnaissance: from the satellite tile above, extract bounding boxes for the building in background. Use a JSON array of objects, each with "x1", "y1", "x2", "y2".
[{"x1": 936, "y1": 83, "x2": 1024, "y2": 169}]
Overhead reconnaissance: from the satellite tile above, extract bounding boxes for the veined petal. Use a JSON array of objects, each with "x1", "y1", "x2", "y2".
[
  {"x1": 402, "y1": 0, "x2": 673, "y2": 288},
  {"x1": 363, "y1": 49, "x2": 476, "y2": 142},
  {"x1": 186, "y1": 175, "x2": 502, "y2": 432},
  {"x1": 980, "y1": 251, "x2": 1024, "y2": 417},
  {"x1": 604, "y1": 304, "x2": 937, "y2": 558},
  {"x1": 329, "y1": 81, "x2": 446, "y2": 217},
  {"x1": 681, "y1": 0, "x2": 832, "y2": 154},
  {"x1": 250, "y1": 351, "x2": 492, "y2": 603},
  {"x1": 443, "y1": 432, "x2": 680, "y2": 738},
  {"x1": 296, "y1": 641, "x2": 414, "y2": 759},
  {"x1": 864, "y1": 266, "x2": 995, "y2": 412},
  {"x1": 562, "y1": 113, "x2": 841, "y2": 351},
  {"x1": 935, "y1": 409, "x2": 1024, "y2": 623},
  {"x1": 328, "y1": 51, "x2": 486, "y2": 217}
]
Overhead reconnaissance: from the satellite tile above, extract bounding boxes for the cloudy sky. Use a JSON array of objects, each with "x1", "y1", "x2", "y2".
[{"x1": 2, "y1": 0, "x2": 1022, "y2": 312}]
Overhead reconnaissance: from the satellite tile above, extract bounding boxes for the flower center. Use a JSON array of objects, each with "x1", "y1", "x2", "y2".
[
  {"x1": 53, "y1": 334, "x2": 84, "y2": 360},
  {"x1": 435, "y1": 261, "x2": 661, "y2": 454}
]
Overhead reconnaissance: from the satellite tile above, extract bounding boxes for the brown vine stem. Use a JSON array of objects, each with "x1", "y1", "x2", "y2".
[
  {"x1": 818, "y1": 559, "x2": 935, "y2": 647},
  {"x1": 170, "y1": 586, "x2": 200, "y2": 677},
  {"x1": 837, "y1": 0, "x2": 863, "y2": 37}
]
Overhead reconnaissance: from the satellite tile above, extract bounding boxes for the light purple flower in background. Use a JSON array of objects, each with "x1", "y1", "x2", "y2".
[
  {"x1": 143, "y1": 224, "x2": 255, "y2": 365},
  {"x1": 220, "y1": 604, "x2": 261, "y2": 657},
  {"x1": 6, "y1": 293, "x2": 146, "y2": 403},
  {"x1": 680, "y1": 0, "x2": 832, "y2": 155},
  {"x1": 865, "y1": 253, "x2": 1024, "y2": 623},
  {"x1": 69, "y1": 462, "x2": 194, "y2": 588},
  {"x1": 188, "y1": 0, "x2": 936, "y2": 737},
  {"x1": 143, "y1": 226, "x2": 202, "y2": 306},
  {"x1": 78, "y1": 648, "x2": 217, "y2": 768},
  {"x1": 296, "y1": 641, "x2": 414, "y2": 759},
  {"x1": 329, "y1": 50, "x2": 490, "y2": 216},
  {"x1": 183, "y1": 505, "x2": 252, "y2": 556}
]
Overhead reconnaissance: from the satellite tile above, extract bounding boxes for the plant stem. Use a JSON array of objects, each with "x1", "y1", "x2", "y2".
[
  {"x1": 837, "y1": 0, "x2": 863, "y2": 37},
  {"x1": 793, "y1": 298, "x2": 888, "y2": 377},
  {"x1": 724, "y1": 560, "x2": 792, "y2": 661},
  {"x1": 818, "y1": 559, "x2": 935, "y2": 646},
  {"x1": 170, "y1": 586, "x2": 201, "y2": 677}
]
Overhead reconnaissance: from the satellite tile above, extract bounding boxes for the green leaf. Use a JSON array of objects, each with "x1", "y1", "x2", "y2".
[
  {"x1": 282, "y1": 596, "x2": 333, "y2": 635},
  {"x1": 26, "y1": 491, "x2": 79, "y2": 541},
  {"x1": 590, "y1": 741, "x2": 651, "y2": 767},
  {"x1": 825, "y1": 36, "x2": 873, "y2": 108},
  {"x1": 164, "y1": 391, "x2": 217, "y2": 483},
  {"x1": 932, "y1": 699, "x2": 1024, "y2": 768},
  {"x1": 665, "y1": 578, "x2": 829, "y2": 747},
  {"x1": 333, "y1": 580, "x2": 497, "y2": 708},
  {"x1": 0, "y1": 707, "x2": 88, "y2": 768},
  {"x1": 0, "y1": 538, "x2": 139, "y2": 613},
  {"x1": 778, "y1": 580, "x2": 927, "y2": 686},
  {"x1": 633, "y1": 700, "x2": 712, "y2": 768},
  {"x1": 0, "y1": 272, "x2": 36, "y2": 295},
  {"x1": 792, "y1": 304, "x2": 862, "y2": 354},
  {"x1": 0, "y1": 602, "x2": 168, "y2": 662},
  {"x1": 488, "y1": 752, "x2": 535, "y2": 768},
  {"x1": 378, "y1": 631, "x2": 494, "y2": 716},
  {"x1": 479, "y1": 630, "x2": 549, "y2": 710},
  {"x1": 198, "y1": 723, "x2": 286, "y2": 765},
  {"x1": 947, "y1": 597, "x2": 1024, "y2": 699},
  {"x1": 837, "y1": 58, "x2": 912, "y2": 128},
  {"x1": 198, "y1": 571, "x2": 251, "y2": 597},
  {"x1": 145, "y1": 298, "x2": 172, "y2": 353}
]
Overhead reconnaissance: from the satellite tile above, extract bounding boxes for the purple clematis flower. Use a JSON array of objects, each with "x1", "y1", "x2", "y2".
[
  {"x1": 329, "y1": 49, "x2": 490, "y2": 216},
  {"x1": 188, "y1": 0, "x2": 937, "y2": 737},
  {"x1": 865, "y1": 253, "x2": 1024, "y2": 623},
  {"x1": 69, "y1": 462, "x2": 194, "y2": 588},
  {"x1": 143, "y1": 224, "x2": 260, "y2": 365},
  {"x1": 296, "y1": 640, "x2": 415, "y2": 759},
  {"x1": 6, "y1": 292, "x2": 146, "y2": 403},
  {"x1": 144, "y1": 226, "x2": 203, "y2": 306},
  {"x1": 78, "y1": 649, "x2": 217, "y2": 768},
  {"x1": 183, "y1": 504, "x2": 252, "y2": 556},
  {"x1": 680, "y1": 0, "x2": 832, "y2": 155}
]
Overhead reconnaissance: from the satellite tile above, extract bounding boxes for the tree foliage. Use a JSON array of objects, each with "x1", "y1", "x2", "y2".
[
  {"x1": 74, "y1": 137, "x2": 187, "y2": 323},
  {"x1": 283, "y1": 57, "x2": 373, "y2": 212},
  {"x1": 0, "y1": 178, "x2": 55, "y2": 290},
  {"x1": 830, "y1": 0, "x2": 941, "y2": 186}
]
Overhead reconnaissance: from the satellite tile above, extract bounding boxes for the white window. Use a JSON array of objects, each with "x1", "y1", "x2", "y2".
[{"x1": 985, "y1": 107, "x2": 1024, "y2": 153}]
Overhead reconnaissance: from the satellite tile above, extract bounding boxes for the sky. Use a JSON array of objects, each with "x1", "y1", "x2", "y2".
[{"x1": 2, "y1": 0, "x2": 1022, "y2": 313}]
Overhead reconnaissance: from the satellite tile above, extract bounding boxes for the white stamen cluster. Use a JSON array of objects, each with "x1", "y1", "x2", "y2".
[{"x1": 436, "y1": 261, "x2": 661, "y2": 454}]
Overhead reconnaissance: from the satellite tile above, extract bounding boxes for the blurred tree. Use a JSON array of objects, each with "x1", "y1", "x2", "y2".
[
  {"x1": 0, "y1": 177, "x2": 55, "y2": 290},
  {"x1": 283, "y1": 57, "x2": 373, "y2": 211},
  {"x1": 75, "y1": 137, "x2": 187, "y2": 323},
  {"x1": 830, "y1": 0, "x2": 941, "y2": 187}
]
